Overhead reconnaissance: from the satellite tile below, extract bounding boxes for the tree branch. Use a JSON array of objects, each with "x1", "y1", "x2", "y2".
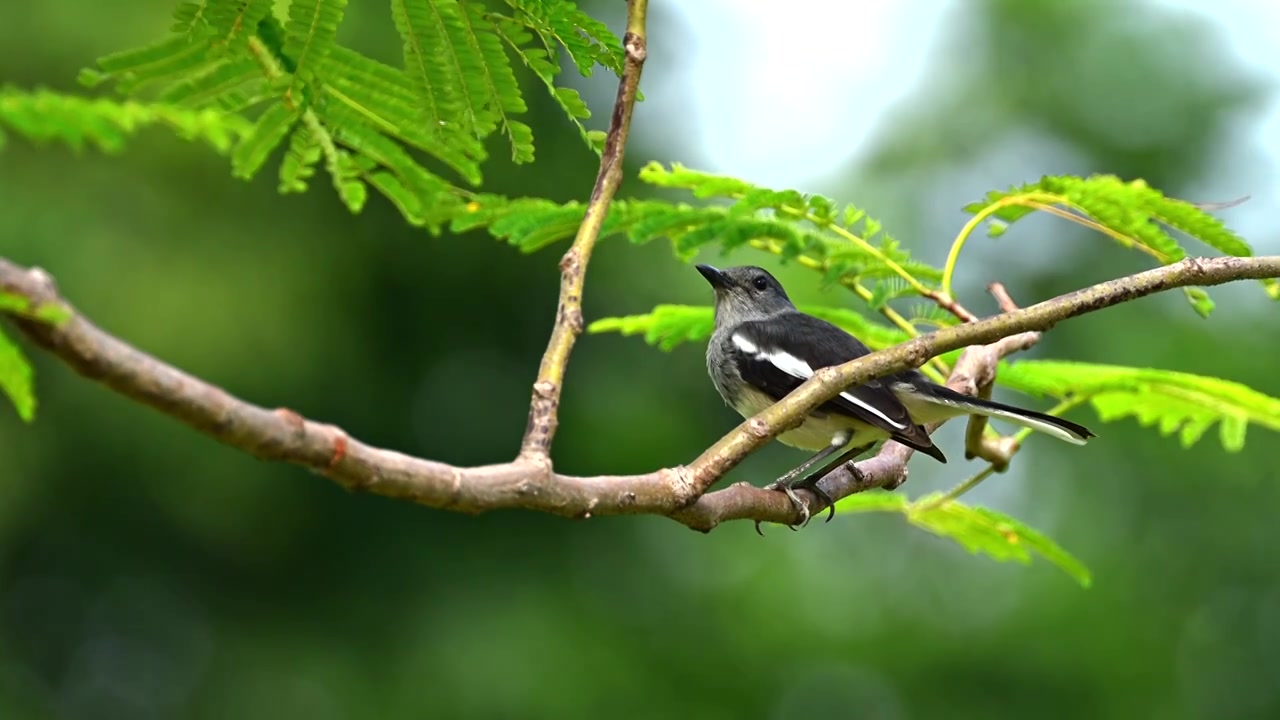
[
  {"x1": 675, "y1": 255, "x2": 1280, "y2": 499},
  {"x1": 3, "y1": 255, "x2": 1277, "y2": 531},
  {"x1": 519, "y1": 0, "x2": 649, "y2": 460}
]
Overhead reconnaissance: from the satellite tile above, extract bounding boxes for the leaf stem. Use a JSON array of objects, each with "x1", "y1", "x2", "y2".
[
  {"x1": 942, "y1": 192, "x2": 1064, "y2": 297},
  {"x1": 944, "y1": 191, "x2": 1178, "y2": 299},
  {"x1": 786, "y1": 207, "x2": 977, "y2": 322}
]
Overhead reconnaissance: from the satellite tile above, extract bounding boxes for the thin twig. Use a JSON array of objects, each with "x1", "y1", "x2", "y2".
[
  {"x1": 4, "y1": 255, "x2": 1278, "y2": 531},
  {"x1": 519, "y1": 0, "x2": 649, "y2": 460},
  {"x1": 959, "y1": 282, "x2": 1040, "y2": 469},
  {"x1": 988, "y1": 281, "x2": 1021, "y2": 313}
]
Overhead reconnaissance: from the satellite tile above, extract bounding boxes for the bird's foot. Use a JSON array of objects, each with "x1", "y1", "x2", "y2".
[
  {"x1": 790, "y1": 474, "x2": 837, "y2": 524},
  {"x1": 755, "y1": 479, "x2": 805, "y2": 535},
  {"x1": 758, "y1": 474, "x2": 835, "y2": 529}
]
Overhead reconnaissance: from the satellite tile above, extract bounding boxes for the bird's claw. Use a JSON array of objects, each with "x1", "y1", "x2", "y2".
[{"x1": 760, "y1": 476, "x2": 835, "y2": 529}]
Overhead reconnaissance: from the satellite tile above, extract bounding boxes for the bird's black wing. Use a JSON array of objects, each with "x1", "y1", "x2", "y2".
[{"x1": 729, "y1": 312, "x2": 944, "y2": 461}]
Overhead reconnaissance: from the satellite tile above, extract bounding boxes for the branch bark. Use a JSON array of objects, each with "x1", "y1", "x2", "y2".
[
  {"x1": 4, "y1": 255, "x2": 1278, "y2": 531},
  {"x1": 519, "y1": 0, "x2": 648, "y2": 461}
]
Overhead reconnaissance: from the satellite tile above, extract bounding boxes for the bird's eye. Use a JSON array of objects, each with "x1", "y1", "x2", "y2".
[{"x1": 752, "y1": 276, "x2": 769, "y2": 291}]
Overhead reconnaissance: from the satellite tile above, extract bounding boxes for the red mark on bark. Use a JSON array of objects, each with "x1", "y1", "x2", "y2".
[{"x1": 329, "y1": 433, "x2": 348, "y2": 468}]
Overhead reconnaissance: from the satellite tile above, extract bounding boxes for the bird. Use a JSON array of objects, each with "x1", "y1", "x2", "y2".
[{"x1": 696, "y1": 263, "x2": 1094, "y2": 525}]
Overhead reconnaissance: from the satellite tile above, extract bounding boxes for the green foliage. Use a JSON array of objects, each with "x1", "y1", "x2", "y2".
[
  {"x1": 999, "y1": 360, "x2": 1280, "y2": 451},
  {"x1": 638, "y1": 163, "x2": 944, "y2": 287},
  {"x1": 0, "y1": 326, "x2": 34, "y2": 422},
  {"x1": 587, "y1": 303, "x2": 911, "y2": 352},
  {"x1": 502, "y1": 0, "x2": 625, "y2": 76},
  {"x1": 965, "y1": 174, "x2": 1280, "y2": 314},
  {"x1": 454, "y1": 164, "x2": 952, "y2": 333},
  {"x1": 588, "y1": 305, "x2": 713, "y2": 351},
  {"x1": 0, "y1": 85, "x2": 250, "y2": 154},
  {"x1": 390, "y1": 0, "x2": 531, "y2": 162},
  {"x1": 11, "y1": 0, "x2": 625, "y2": 224},
  {"x1": 0, "y1": 291, "x2": 70, "y2": 423},
  {"x1": 909, "y1": 498, "x2": 1092, "y2": 587},
  {"x1": 835, "y1": 492, "x2": 1091, "y2": 586},
  {"x1": 283, "y1": 0, "x2": 348, "y2": 89},
  {"x1": 489, "y1": 15, "x2": 602, "y2": 154}
]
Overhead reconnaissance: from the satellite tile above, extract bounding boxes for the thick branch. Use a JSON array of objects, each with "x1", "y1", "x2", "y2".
[
  {"x1": 3, "y1": 255, "x2": 1278, "y2": 531},
  {"x1": 519, "y1": 0, "x2": 649, "y2": 460}
]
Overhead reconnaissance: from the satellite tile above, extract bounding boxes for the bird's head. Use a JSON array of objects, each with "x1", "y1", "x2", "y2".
[{"x1": 695, "y1": 264, "x2": 795, "y2": 326}]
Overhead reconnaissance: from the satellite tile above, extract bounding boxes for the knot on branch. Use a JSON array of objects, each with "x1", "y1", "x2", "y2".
[
  {"x1": 745, "y1": 416, "x2": 772, "y2": 439},
  {"x1": 25, "y1": 266, "x2": 59, "y2": 298},
  {"x1": 558, "y1": 304, "x2": 584, "y2": 334},
  {"x1": 558, "y1": 248, "x2": 581, "y2": 275},
  {"x1": 903, "y1": 340, "x2": 932, "y2": 369},
  {"x1": 273, "y1": 407, "x2": 306, "y2": 436},
  {"x1": 663, "y1": 466, "x2": 698, "y2": 507},
  {"x1": 623, "y1": 32, "x2": 647, "y2": 62}
]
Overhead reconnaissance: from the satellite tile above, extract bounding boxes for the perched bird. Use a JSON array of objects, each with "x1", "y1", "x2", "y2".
[{"x1": 696, "y1": 264, "x2": 1094, "y2": 524}]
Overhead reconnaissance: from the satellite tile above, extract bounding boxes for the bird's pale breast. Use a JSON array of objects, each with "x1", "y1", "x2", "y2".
[{"x1": 729, "y1": 385, "x2": 889, "y2": 451}]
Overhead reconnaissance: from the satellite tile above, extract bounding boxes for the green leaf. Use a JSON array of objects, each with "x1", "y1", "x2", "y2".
[
  {"x1": 1, "y1": 87, "x2": 251, "y2": 156},
  {"x1": 966, "y1": 174, "x2": 1278, "y2": 306},
  {"x1": 1219, "y1": 415, "x2": 1248, "y2": 453},
  {"x1": 907, "y1": 498, "x2": 1092, "y2": 587},
  {"x1": 318, "y1": 47, "x2": 484, "y2": 184},
  {"x1": 0, "y1": 325, "x2": 35, "y2": 422},
  {"x1": 456, "y1": 2, "x2": 532, "y2": 163},
  {"x1": 391, "y1": 0, "x2": 468, "y2": 131},
  {"x1": 587, "y1": 304, "x2": 713, "y2": 351},
  {"x1": 1183, "y1": 287, "x2": 1215, "y2": 318},
  {"x1": 283, "y1": 0, "x2": 349, "y2": 88},
  {"x1": 230, "y1": 101, "x2": 299, "y2": 178},
  {"x1": 490, "y1": 17, "x2": 598, "y2": 155},
  {"x1": 88, "y1": 35, "x2": 214, "y2": 93},
  {"x1": 828, "y1": 491, "x2": 1090, "y2": 586},
  {"x1": 997, "y1": 360, "x2": 1280, "y2": 451},
  {"x1": 503, "y1": 0, "x2": 626, "y2": 76},
  {"x1": 636, "y1": 162, "x2": 943, "y2": 286},
  {"x1": 206, "y1": 0, "x2": 276, "y2": 50},
  {"x1": 0, "y1": 292, "x2": 71, "y2": 325},
  {"x1": 278, "y1": 125, "x2": 322, "y2": 193},
  {"x1": 833, "y1": 491, "x2": 909, "y2": 514},
  {"x1": 156, "y1": 57, "x2": 264, "y2": 108},
  {"x1": 391, "y1": 0, "x2": 533, "y2": 162}
]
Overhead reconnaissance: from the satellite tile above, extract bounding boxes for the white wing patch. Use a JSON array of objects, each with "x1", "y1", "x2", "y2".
[
  {"x1": 761, "y1": 348, "x2": 812, "y2": 381},
  {"x1": 731, "y1": 333, "x2": 758, "y2": 354},
  {"x1": 735, "y1": 338, "x2": 907, "y2": 430},
  {"x1": 837, "y1": 388, "x2": 907, "y2": 430}
]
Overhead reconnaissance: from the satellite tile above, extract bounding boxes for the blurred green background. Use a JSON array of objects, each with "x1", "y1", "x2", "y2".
[{"x1": 3, "y1": 1, "x2": 1279, "y2": 718}]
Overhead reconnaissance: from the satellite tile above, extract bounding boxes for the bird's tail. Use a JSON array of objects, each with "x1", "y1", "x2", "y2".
[{"x1": 914, "y1": 384, "x2": 1095, "y2": 445}]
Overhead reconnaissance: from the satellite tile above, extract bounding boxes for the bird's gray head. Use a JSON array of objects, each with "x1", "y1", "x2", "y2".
[{"x1": 696, "y1": 264, "x2": 796, "y2": 327}]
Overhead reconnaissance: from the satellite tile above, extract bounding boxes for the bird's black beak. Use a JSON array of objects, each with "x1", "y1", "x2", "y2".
[{"x1": 695, "y1": 264, "x2": 727, "y2": 289}]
